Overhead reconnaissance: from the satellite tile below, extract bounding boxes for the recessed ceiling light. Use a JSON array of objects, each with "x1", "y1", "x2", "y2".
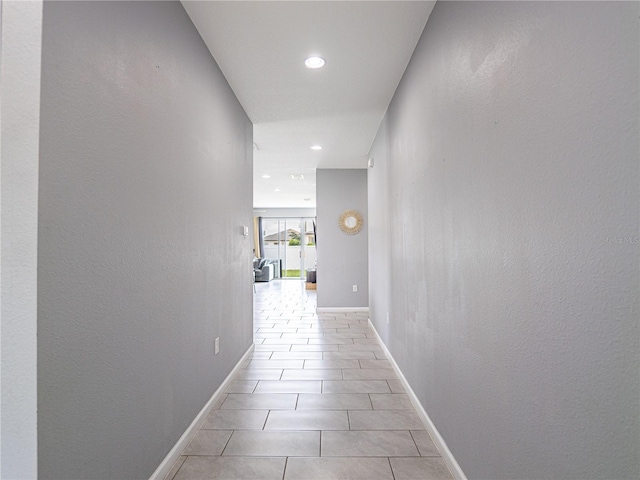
[
  {"x1": 262, "y1": 174, "x2": 271, "y2": 179},
  {"x1": 274, "y1": 188, "x2": 281, "y2": 192},
  {"x1": 305, "y1": 56, "x2": 325, "y2": 69},
  {"x1": 310, "y1": 145, "x2": 323, "y2": 151},
  {"x1": 291, "y1": 174, "x2": 304, "y2": 180}
]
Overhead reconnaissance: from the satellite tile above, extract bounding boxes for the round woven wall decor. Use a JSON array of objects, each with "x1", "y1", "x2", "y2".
[{"x1": 338, "y1": 210, "x2": 363, "y2": 235}]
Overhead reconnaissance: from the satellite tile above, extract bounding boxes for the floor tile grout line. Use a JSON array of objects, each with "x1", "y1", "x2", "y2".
[
  {"x1": 388, "y1": 457, "x2": 397, "y2": 480},
  {"x1": 262, "y1": 411, "x2": 271, "y2": 430},
  {"x1": 218, "y1": 430, "x2": 234, "y2": 457}
]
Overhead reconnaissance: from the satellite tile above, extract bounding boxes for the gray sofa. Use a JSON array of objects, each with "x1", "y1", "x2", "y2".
[{"x1": 253, "y1": 258, "x2": 274, "y2": 282}]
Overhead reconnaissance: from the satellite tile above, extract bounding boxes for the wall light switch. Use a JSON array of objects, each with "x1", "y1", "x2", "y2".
[
  {"x1": 242, "y1": 226, "x2": 249, "y2": 237},
  {"x1": 353, "y1": 285, "x2": 358, "y2": 292},
  {"x1": 214, "y1": 337, "x2": 220, "y2": 355}
]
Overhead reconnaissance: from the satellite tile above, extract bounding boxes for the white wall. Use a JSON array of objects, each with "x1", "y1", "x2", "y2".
[
  {"x1": 368, "y1": 2, "x2": 639, "y2": 479},
  {"x1": 254, "y1": 208, "x2": 316, "y2": 218},
  {"x1": 37, "y1": 2, "x2": 253, "y2": 478},
  {"x1": 317, "y1": 169, "x2": 368, "y2": 308},
  {"x1": 0, "y1": 1, "x2": 42, "y2": 478}
]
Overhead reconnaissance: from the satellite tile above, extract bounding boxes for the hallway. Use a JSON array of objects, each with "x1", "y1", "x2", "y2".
[{"x1": 165, "y1": 280, "x2": 453, "y2": 479}]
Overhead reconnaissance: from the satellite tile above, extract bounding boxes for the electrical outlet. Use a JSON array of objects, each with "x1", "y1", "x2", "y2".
[
  {"x1": 353, "y1": 285, "x2": 358, "y2": 292},
  {"x1": 214, "y1": 337, "x2": 220, "y2": 355}
]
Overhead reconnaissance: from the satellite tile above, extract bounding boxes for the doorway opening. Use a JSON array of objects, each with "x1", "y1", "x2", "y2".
[{"x1": 260, "y1": 218, "x2": 316, "y2": 280}]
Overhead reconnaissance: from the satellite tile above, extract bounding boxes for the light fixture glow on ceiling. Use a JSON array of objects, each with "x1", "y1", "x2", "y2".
[
  {"x1": 310, "y1": 145, "x2": 323, "y2": 151},
  {"x1": 274, "y1": 188, "x2": 281, "y2": 192},
  {"x1": 304, "y1": 56, "x2": 325, "y2": 69},
  {"x1": 291, "y1": 174, "x2": 304, "y2": 180},
  {"x1": 262, "y1": 174, "x2": 271, "y2": 178}
]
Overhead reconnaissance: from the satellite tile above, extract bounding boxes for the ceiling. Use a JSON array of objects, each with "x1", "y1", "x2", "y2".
[{"x1": 182, "y1": 1, "x2": 435, "y2": 208}]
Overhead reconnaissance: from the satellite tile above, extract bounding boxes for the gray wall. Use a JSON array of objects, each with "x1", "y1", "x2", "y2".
[
  {"x1": 317, "y1": 169, "x2": 368, "y2": 308},
  {"x1": 368, "y1": 2, "x2": 639, "y2": 479},
  {"x1": 37, "y1": 2, "x2": 253, "y2": 479}
]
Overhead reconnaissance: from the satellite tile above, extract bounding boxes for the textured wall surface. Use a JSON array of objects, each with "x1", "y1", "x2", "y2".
[
  {"x1": 317, "y1": 169, "x2": 368, "y2": 308},
  {"x1": 38, "y1": 2, "x2": 253, "y2": 479},
  {"x1": 1, "y1": 2, "x2": 42, "y2": 478},
  {"x1": 368, "y1": 2, "x2": 639, "y2": 479}
]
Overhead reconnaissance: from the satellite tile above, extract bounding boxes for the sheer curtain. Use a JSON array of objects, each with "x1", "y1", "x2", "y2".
[{"x1": 253, "y1": 216, "x2": 263, "y2": 258}]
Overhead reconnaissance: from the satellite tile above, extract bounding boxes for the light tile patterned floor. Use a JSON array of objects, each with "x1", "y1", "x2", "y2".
[{"x1": 166, "y1": 280, "x2": 453, "y2": 480}]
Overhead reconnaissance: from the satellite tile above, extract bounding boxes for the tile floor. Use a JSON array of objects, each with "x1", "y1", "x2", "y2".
[{"x1": 165, "y1": 280, "x2": 453, "y2": 480}]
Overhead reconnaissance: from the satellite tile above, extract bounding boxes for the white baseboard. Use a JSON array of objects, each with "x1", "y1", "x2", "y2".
[
  {"x1": 316, "y1": 307, "x2": 369, "y2": 313},
  {"x1": 368, "y1": 320, "x2": 467, "y2": 480},
  {"x1": 149, "y1": 344, "x2": 255, "y2": 480}
]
